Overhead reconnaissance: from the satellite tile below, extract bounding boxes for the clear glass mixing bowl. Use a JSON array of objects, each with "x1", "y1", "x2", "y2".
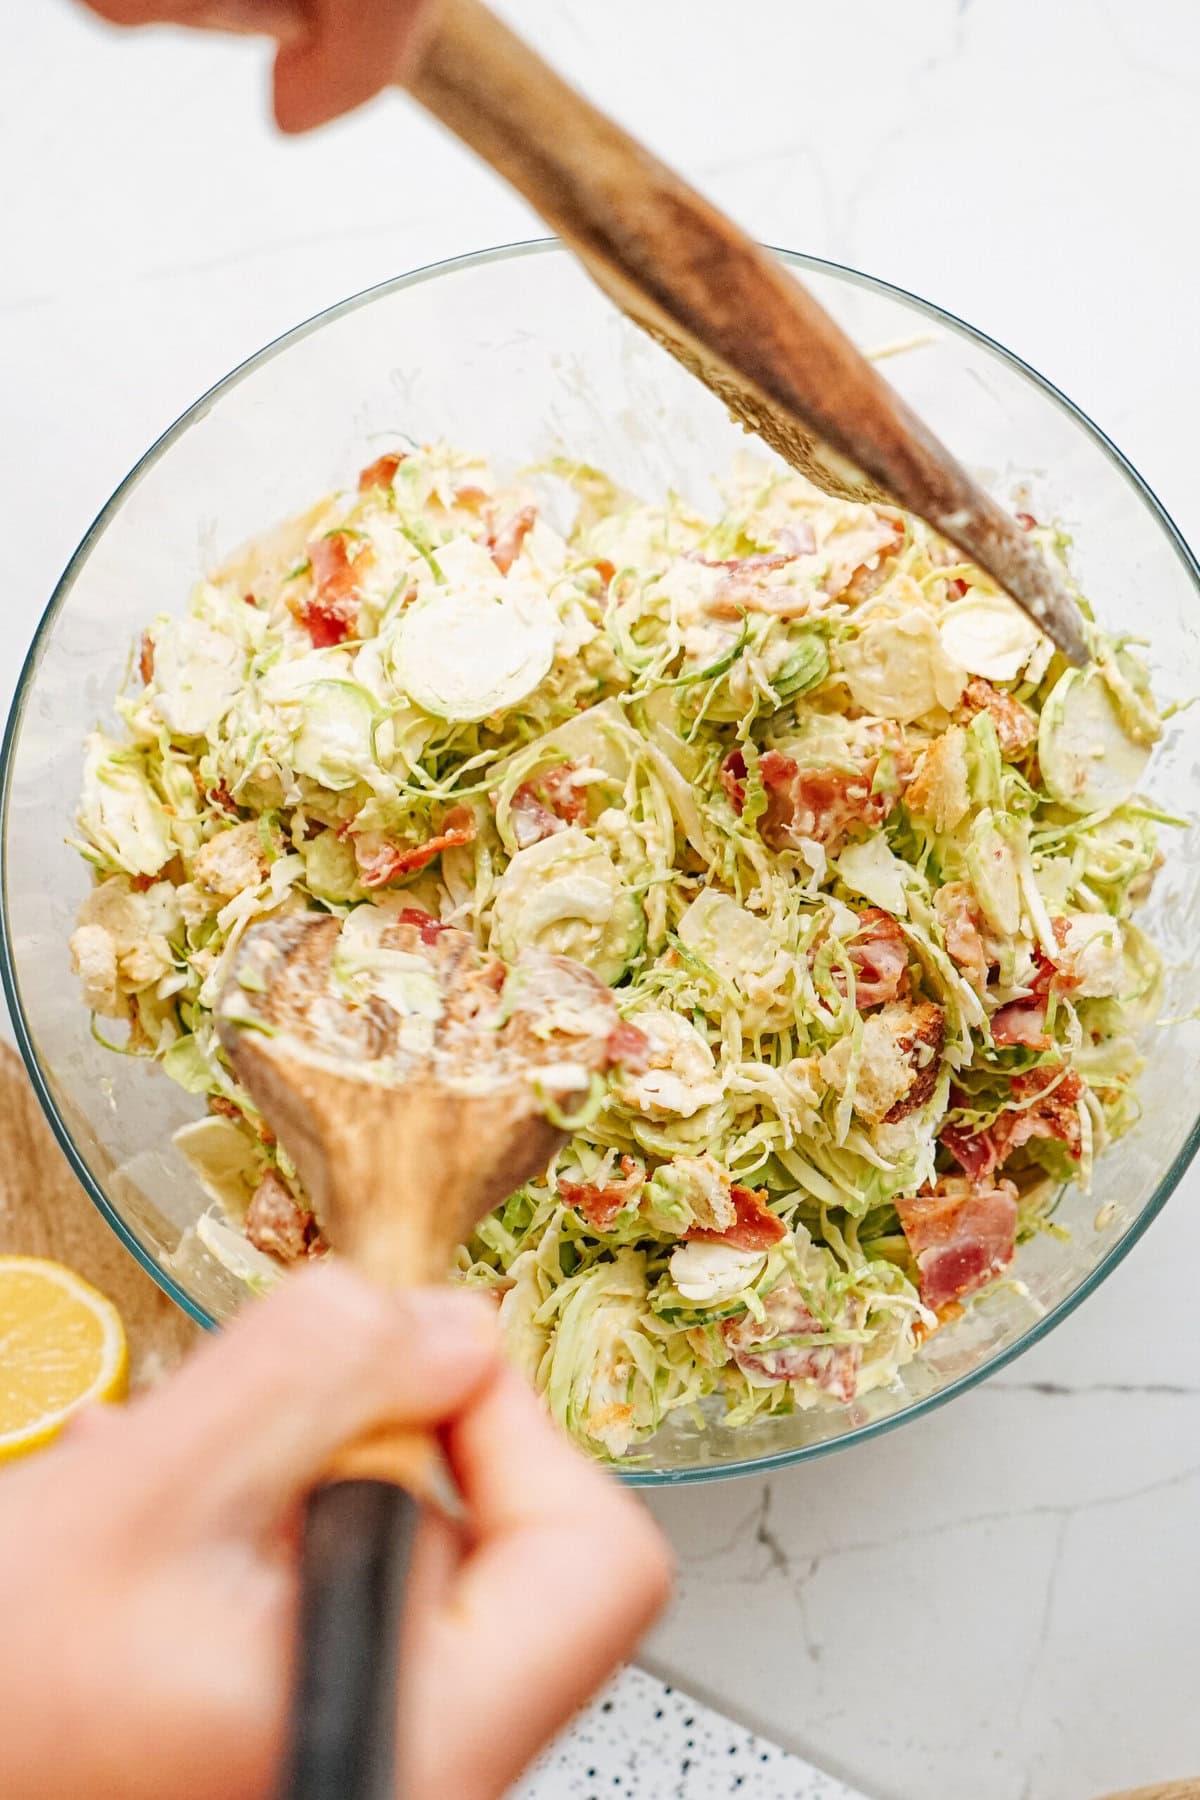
[{"x1": 4, "y1": 240, "x2": 1199, "y2": 1485}]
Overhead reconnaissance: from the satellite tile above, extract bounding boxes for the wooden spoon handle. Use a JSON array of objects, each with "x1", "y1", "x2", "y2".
[
  {"x1": 406, "y1": 0, "x2": 882, "y2": 462},
  {"x1": 277, "y1": 1481, "x2": 420, "y2": 1800},
  {"x1": 276, "y1": 1421, "x2": 442, "y2": 1796},
  {"x1": 323, "y1": 1420, "x2": 439, "y2": 1493},
  {"x1": 404, "y1": 0, "x2": 1086, "y2": 663},
  {"x1": 1098, "y1": 1787, "x2": 1200, "y2": 1799}
]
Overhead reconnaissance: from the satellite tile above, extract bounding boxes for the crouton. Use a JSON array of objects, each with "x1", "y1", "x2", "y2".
[
  {"x1": 906, "y1": 727, "x2": 970, "y2": 833},
  {"x1": 118, "y1": 936, "x2": 174, "y2": 989},
  {"x1": 883, "y1": 999, "x2": 947, "y2": 1120},
  {"x1": 69, "y1": 923, "x2": 121, "y2": 1016},
  {"x1": 820, "y1": 1017, "x2": 913, "y2": 1125},
  {"x1": 193, "y1": 822, "x2": 267, "y2": 898},
  {"x1": 819, "y1": 998, "x2": 947, "y2": 1125}
]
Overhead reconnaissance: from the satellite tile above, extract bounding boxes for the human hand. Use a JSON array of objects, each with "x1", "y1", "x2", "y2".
[
  {"x1": 80, "y1": 0, "x2": 434, "y2": 132},
  {"x1": 0, "y1": 1264, "x2": 672, "y2": 1800}
]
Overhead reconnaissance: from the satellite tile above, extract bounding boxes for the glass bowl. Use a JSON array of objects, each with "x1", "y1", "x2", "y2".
[{"x1": 4, "y1": 240, "x2": 1199, "y2": 1486}]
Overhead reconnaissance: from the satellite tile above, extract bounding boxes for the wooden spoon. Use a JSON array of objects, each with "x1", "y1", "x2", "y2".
[
  {"x1": 217, "y1": 910, "x2": 633, "y2": 1800},
  {"x1": 396, "y1": 0, "x2": 1088, "y2": 665},
  {"x1": 1099, "y1": 1787, "x2": 1200, "y2": 1799}
]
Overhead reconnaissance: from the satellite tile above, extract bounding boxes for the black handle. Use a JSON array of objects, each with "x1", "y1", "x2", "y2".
[{"x1": 278, "y1": 1479, "x2": 420, "y2": 1800}]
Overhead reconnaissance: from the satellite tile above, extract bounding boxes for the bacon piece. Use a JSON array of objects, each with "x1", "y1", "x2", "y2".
[
  {"x1": 990, "y1": 929, "x2": 1080, "y2": 1048},
  {"x1": 297, "y1": 533, "x2": 374, "y2": 648},
  {"x1": 692, "y1": 550, "x2": 799, "y2": 574},
  {"x1": 311, "y1": 534, "x2": 368, "y2": 602},
  {"x1": 193, "y1": 768, "x2": 239, "y2": 816},
  {"x1": 991, "y1": 998, "x2": 1051, "y2": 1050},
  {"x1": 719, "y1": 749, "x2": 747, "y2": 814},
  {"x1": 1033, "y1": 923, "x2": 1081, "y2": 997},
  {"x1": 941, "y1": 1121, "x2": 1000, "y2": 1184},
  {"x1": 690, "y1": 550, "x2": 802, "y2": 620},
  {"x1": 827, "y1": 512, "x2": 905, "y2": 602},
  {"x1": 245, "y1": 1169, "x2": 311, "y2": 1264},
  {"x1": 559, "y1": 1156, "x2": 644, "y2": 1232},
  {"x1": 686, "y1": 1184, "x2": 786, "y2": 1252},
  {"x1": 139, "y1": 631, "x2": 154, "y2": 685},
  {"x1": 884, "y1": 1000, "x2": 947, "y2": 1121},
  {"x1": 758, "y1": 751, "x2": 895, "y2": 856},
  {"x1": 934, "y1": 881, "x2": 993, "y2": 990},
  {"x1": 948, "y1": 576, "x2": 969, "y2": 598},
  {"x1": 845, "y1": 907, "x2": 908, "y2": 1009},
  {"x1": 606, "y1": 1020, "x2": 651, "y2": 1073},
  {"x1": 488, "y1": 504, "x2": 537, "y2": 575},
  {"x1": 1029, "y1": 942, "x2": 1056, "y2": 1001},
  {"x1": 539, "y1": 763, "x2": 588, "y2": 826},
  {"x1": 960, "y1": 677, "x2": 1037, "y2": 757},
  {"x1": 683, "y1": 536, "x2": 821, "y2": 621},
  {"x1": 357, "y1": 451, "x2": 404, "y2": 492},
  {"x1": 944, "y1": 1064, "x2": 1085, "y2": 1181},
  {"x1": 896, "y1": 1177, "x2": 1019, "y2": 1310},
  {"x1": 593, "y1": 557, "x2": 616, "y2": 588},
  {"x1": 396, "y1": 906, "x2": 451, "y2": 947},
  {"x1": 352, "y1": 806, "x2": 477, "y2": 888},
  {"x1": 1001, "y1": 1065, "x2": 1084, "y2": 1160},
  {"x1": 207, "y1": 1091, "x2": 277, "y2": 1145},
  {"x1": 209, "y1": 779, "x2": 239, "y2": 817},
  {"x1": 723, "y1": 1278, "x2": 860, "y2": 1399},
  {"x1": 1016, "y1": 511, "x2": 1038, "y2": 531},
  {"x1": 509, "y1": 787, "x2": 562, "y2": 849},
  {"x1": 508, "y1": 762, "x2": 589, "y2": 848}
]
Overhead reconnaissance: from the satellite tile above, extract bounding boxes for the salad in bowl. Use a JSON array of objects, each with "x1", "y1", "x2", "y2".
[{"x1": 69, "y1": 440, "x2": 1167, "y2": 1461}]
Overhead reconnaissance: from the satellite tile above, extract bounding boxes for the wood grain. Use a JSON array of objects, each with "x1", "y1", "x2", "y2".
[
  {"x1": 0, "y1": 1041, "x2": 199, "y2": 1386},
  {"x1": 1100, "y1": 1787, "x2": 1200, "y2": 1799}
]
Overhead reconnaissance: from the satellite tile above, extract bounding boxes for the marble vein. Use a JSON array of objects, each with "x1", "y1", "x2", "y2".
[{"x1": 671, "y1": 1456, "x2": 1200, "y2": 1578}]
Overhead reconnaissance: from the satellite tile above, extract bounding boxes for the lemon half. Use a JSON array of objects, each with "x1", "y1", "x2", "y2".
[{"x1": 0, "y1": 1257, "x2": 128, "y2": 1462}]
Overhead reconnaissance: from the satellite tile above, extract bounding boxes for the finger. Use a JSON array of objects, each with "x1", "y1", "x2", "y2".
[
  {"x1": 116, "y1": 1265, "x2": 500, "y2": 1533},
  {"x1": 404, "y1": 1367, "x2": 673, "y2": 1797},
  {"x1": 271, "y1": 0, "x2": 435, "y2": 133},
  {"x1": 402, "y1": 1506, "x2": 465, "y2": 1630},
  {"x1": 84, "y1": 0, "x2": 301, "y2": 31}
]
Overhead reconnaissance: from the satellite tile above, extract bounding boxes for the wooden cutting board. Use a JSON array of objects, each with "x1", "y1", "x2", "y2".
[{"x1": 0, "y1": 1041, "x2": 200, "y2": 1385}]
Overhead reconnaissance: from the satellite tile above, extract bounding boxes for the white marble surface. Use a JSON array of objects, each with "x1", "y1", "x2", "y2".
[{"x1": 5, "y1": 3, "x2": 1200, "y2": 1797}]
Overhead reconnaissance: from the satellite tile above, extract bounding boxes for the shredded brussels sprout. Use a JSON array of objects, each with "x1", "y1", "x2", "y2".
[{"x1": 72, "y1": 443, "x2": 1173, "y2": 1460}]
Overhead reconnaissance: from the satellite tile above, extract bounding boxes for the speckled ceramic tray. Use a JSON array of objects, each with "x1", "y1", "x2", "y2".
[{"x1": 514, "y1": 1666, "x2": 868, "y2": 1800}]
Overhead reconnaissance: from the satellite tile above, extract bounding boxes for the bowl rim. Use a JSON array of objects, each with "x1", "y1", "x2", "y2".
[{"x1": 5, "y1": 235, "x2": 1200, "y2": 1486}]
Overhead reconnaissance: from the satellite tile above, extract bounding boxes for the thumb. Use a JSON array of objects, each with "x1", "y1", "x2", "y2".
[{"x1": 118, "y1": 1263, "x2": 500, "y2": 1533}]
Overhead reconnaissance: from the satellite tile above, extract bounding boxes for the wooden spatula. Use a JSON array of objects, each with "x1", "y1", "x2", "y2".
[
  {"x1": 217, "y1": 910, "x2": 634, "y2": 1800},
  {"x1": 1100, "y1": 1786, "x2": 1200, "y2": 1799},
  {"x1": 396, "y1": 0, "x2": 1088, "y2": 666}
]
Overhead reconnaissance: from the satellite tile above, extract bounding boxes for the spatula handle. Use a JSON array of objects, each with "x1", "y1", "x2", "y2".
[
  {"x1": 277, "y1": 1480, "x2": 421, "y2": 1800},
  {"x1": 407, "y1": 0, "x2": 704, "y2": 282}
]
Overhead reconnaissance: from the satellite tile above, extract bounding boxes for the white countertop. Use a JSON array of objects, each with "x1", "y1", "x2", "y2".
[{"x1": 6, "y1": 3, "x2": 1200, "y2": 1796}]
